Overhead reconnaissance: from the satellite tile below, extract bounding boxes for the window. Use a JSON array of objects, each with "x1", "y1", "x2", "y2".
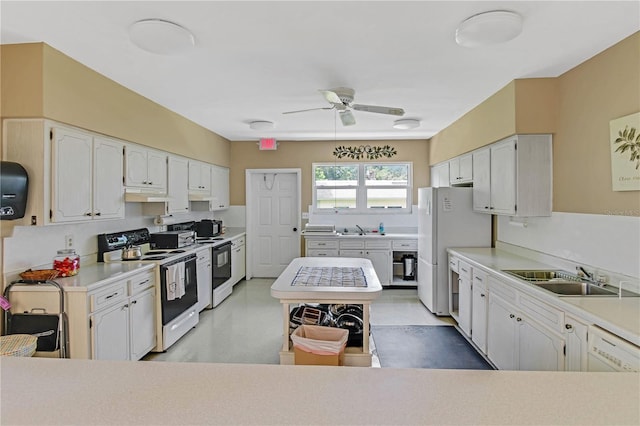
[{"x1": 313, "y1": 162, "x2": 412, "y2": 213}]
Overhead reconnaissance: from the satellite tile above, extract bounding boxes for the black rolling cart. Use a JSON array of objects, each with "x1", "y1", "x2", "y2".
[{"x1": 3, "y1": 279, "x2": 69, "y2": 358}]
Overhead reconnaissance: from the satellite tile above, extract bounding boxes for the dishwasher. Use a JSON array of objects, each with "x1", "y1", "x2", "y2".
[{"x1": 587, "y1": 326, "x2": 639, "y2": 372}]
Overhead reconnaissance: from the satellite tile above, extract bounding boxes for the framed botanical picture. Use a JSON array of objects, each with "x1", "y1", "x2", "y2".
[{"x1": 609, "y1": 112, "x2": 640, "y2": 191}]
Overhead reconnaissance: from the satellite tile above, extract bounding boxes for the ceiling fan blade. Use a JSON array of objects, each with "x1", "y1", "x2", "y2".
[
  {"x1": 319, "y1": 89, "x2": 343, "y2": 105},
  {"x1": 282, "y1": 106, "x2": 333, "y2": 115},
  {"x1": 339, "y1": 110, "x2": 356, "y2": 126},
  {"x1": 352, "y1": 104, "x2": 405, "y2": 116}
]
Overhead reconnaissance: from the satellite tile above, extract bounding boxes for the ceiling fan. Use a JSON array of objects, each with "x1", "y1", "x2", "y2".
[{"x1": 282, "y1": 87, "x2": 405, "y2": 126}]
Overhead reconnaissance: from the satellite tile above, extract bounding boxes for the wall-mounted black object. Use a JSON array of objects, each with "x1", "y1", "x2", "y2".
[{"x1": 0, "y1": 161, "x2": 29, "y2": 220}]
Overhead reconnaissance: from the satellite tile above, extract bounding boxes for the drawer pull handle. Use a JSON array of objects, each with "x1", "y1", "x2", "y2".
[
  {"x1": 105, "y1": 292, "x2": 119, "y2": 300},
  {"x1": 474, "y1": 276, "x2": 483, "y2": 282}
]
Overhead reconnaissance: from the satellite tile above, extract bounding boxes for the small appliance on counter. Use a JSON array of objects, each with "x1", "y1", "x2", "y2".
[
  {"x1": 195, "y1": 219, "x2": 223, "y2": 237},
  {"x1": 150, "y1": 230, "x2": 195, "y2": 249}
]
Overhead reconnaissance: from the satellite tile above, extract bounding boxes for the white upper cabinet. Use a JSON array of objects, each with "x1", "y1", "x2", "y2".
[
  {"x1": 449, "y1": 153, "x2": 473, "y2": 185},
  {"x1": 430, "y1": 162, "x2": 450, "y2": 188},
  {"x1": 210, "y1": 165, "x2": 230, "y2": 210},
  {"x1": 167, "y1": 155, "x2": 190, "y2": 214},
  {"x1": 188, "y1": 161, "x2": 212, "y2": 193},
  {"x1": 124, "y1": 144, "x2": 167, "y2": 193},
  {"x1": 473, "y1": 134, "x2": 552, "y2": 217},
  {"x1": 51, "y1": 128, "x2": 124, "y2": 223}
]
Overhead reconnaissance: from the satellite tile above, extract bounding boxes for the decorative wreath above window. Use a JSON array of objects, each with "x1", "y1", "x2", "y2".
[{"x1": 333, "y1": 144, "x2": 397, "y2": 160}]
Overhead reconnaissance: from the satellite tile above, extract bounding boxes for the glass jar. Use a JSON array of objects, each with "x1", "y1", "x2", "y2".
[{"x1": 53, "y1": 249, "x2": 80, "y2": 277}]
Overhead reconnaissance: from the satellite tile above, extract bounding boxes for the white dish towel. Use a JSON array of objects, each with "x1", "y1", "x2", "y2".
[{"x1": 165, "y1": 263, "x2": 186, "y2": 301}]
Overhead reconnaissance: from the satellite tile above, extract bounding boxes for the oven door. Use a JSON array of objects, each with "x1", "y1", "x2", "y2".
[
  {"x1": 160, "y1": 255, "x2": 198, "y2": 325},
  {"x1": 212, "y1": 242, "x2": 232, "y2": 289}
]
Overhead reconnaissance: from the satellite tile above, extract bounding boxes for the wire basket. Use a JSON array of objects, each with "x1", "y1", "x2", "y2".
[{"x1": 19, "y1": 269, "x2": 60, "y2": 282}]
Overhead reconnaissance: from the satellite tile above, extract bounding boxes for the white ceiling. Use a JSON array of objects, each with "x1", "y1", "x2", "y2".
[{"x1": 1, "y1": 1, "x2": 639, "y2": 142}]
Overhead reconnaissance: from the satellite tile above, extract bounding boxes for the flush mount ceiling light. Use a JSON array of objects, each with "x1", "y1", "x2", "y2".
[
  {"x1": 393, "y1": 119, "x2": 420, "y2": 130},
  {"x1": 249, "y1": 121, "x2": 275, "y2": 130},
  {"x1": 455, "y1": 10, "x2": 523, "y2": 48},
  {"x1": 129, "y1": 19, "x2": 195, "y2": 55}
]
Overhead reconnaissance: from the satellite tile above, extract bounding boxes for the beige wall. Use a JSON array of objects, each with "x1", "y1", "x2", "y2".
[
  {"x1": 229, "y1": 139, "x2": 429, "y2": 209},
  {"x1": 1, "y1": 43, "x2": 230, "y2": 166},
  {"x1": 428, "y1": 32, "x2": 640, "y2": 216}
]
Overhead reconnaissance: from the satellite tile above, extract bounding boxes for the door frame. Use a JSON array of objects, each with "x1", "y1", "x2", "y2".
[{"x1": 245, "y1": 168, "x2": 302, "y2": 280}]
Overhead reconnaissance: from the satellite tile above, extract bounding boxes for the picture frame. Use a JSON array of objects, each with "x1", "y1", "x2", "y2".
[{"x1": 609, "y1": 112, "x2": 640, "y2": 191}]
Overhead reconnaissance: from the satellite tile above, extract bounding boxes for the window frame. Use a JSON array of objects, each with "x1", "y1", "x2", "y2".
[{"x1": 312, "y1": 161, "x2": 413, "y2": 214}]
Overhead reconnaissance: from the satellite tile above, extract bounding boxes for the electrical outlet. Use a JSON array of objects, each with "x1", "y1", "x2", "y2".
[{"x1": 65, "y1": 234, "x2": 74, "y2": 248}]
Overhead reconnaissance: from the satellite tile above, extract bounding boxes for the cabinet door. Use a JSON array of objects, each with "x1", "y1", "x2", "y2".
[
  {"x1": 364, "y1": 250, "x2": 391, "y2": 286},
  {"x1": 472, "y1": 148, "x2": 491, "y2": 212},
  {"x1": 459, "y1": 153, "x2": 473, "y2": 181},
  {"x1": 211, "y1": 166, "x2": 230, "y2": 210},
  {"x1": 231, "y1": 240, "x2": 246, "y2": 286},
  {"x1": 490, "y1": 139, "x2": 517, "y2": 215},
  {"x1": 431, "y1": 163, "x2": 449, "y2": 188},
  {"x1": 146, "y1": 149, "x2": 167, "y2": 191},
  {"x1": 517, "y1": 314, "x2": 565, "y2": 371},
  {"x1": 129, "y1": 288, "x2": 156, "y2": 360},
  {"x1": 458, "y1": 275, "x2": 472, "y2": 337},
  {"x1": 124, "y1": 144, "x2": 149, "y2": 187},
  {"x1": 448, "y1": 158, "x2": 460, "y2": 185},
  {"x1": 93, "y1": 137, "x2": 125, "y2": 219},
  {"x1": 189, "y1": 161, "x2": 211, "y2": 192},
  {"x1": 197, "y1": 250, "x2": 213, "y2": 311},
  {"x1": 51, "y1": 127, "x2": 93, "y2": 222},
  {"x1": 167, "y1": 156, "x2": 190, "y2": 213},
  {"x1": 564, "y1": 314, "x2": 588, "y2": 371},
  {"x1": 471, "y1": 275, "x2": 488, "y2": 354},
  {"x1": 487, "y1": 292, "x2": 517, "y2": 370},
  {"x1": 91, "y1": 302, "x2": 129, "y2": 360}
]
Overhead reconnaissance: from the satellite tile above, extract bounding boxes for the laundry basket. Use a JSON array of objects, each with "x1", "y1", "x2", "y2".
[{"x1": 0, "y1": 334, "x2": 37, "y2": 357}]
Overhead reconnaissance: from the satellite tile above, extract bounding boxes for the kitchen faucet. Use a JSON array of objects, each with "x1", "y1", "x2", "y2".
[
  {"x1": 356, "y1": 225, "x2": 366, "y2": 235},
  {"x1": 576, "y1": 266, "x2": 599, "y2": 285}
]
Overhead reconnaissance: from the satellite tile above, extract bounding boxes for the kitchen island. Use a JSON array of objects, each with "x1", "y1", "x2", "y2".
[
  {"x1": 271, "y1": 257, "x2": 382, "y2": 366},
  {"x1": 1, "y1": 357, "x2": 638, "y2": 425}
]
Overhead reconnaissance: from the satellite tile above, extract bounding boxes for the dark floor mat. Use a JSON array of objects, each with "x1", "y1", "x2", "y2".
[{"x1": 371, "y1": 325, "x2": 493, "y2": 370}]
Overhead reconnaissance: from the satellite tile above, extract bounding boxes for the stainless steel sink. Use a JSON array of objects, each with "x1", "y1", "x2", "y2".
[
  {"x1": 503, "y1": 270, "x2": 577, "y2": 282},
  {"x1": 534, "y1": 281, "x2": 618, "y2": 296}
]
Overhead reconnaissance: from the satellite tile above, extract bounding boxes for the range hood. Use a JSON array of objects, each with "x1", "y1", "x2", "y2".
[{"x1": 124, "y1": 192, "x2": 171, "y2": 203}]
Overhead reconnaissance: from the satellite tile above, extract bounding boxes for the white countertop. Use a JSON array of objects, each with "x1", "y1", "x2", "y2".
[
  {"x1": 448, "y1": 248, "x2": 640, "y2": 346},
  {"x1": 303, "y1": 232, "x2": 418, "y2": 239},
  {"x1": 1, "y1": 357, "x2": 638, "y2": 425},
  {"x1": 271, "y1": 257, "x2": 382, "y2": 301}
]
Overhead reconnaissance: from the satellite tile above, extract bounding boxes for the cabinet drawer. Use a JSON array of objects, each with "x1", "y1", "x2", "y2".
[
  {"x1": 458, "y1": 261, "x2": 472, "y2": 280},
  {"x1": 519, "y1": 293, "x2": 565, "y2": 333},
  {"x1": 392, "y1": 240, "x2": 417, "y2": 250},
  {"x1": 306, "y1": 240, "x2": 338, "y2": 249},
  {"x1": 306, "y1": 249, "x2": 339, "y2": 257},
  {"x1": 231, "y1": 236, "x2": 245, "y2": 248},
  {"x1": 449, "y1": 256, "x2": 459, "y2": 273},
  {"x1": 129, "y1": 270, "x2": 155, "y2": 295},
  {"x1": 473, "y1": 270, "x2": 487, "y2": 290},
  {"x1": 365, "y1": 240, "x2": 391, "y2": 249},
  {"x1": 90, "y1": 282, "x2": 128, "y2": 312},
  {"x1": 340, "y1": 240, "x2": 364, "y2": 249}
]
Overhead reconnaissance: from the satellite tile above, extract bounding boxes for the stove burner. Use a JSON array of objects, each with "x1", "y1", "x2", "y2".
[
  {"x1": 143, "y1": 256, "x2": 168, "y2": 260},
  {"x1": 146, "y1": 250, "x2": 168, "y2": 255},
  {"x1": 170, "y1": 250, "x2": 186, "y2": 253}
]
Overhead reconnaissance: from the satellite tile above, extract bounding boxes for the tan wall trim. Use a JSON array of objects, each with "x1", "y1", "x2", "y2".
[
  {"x1": 229, "y1": 139, "x2": 429, "y2": 208},
  {"x1": 0, "y1": 44, "x2": 44, "y2": 120}
]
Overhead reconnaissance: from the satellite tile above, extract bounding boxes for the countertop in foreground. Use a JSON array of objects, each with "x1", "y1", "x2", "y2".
[{"x1": 1, "y1": 357, "x2": 638, "y2": 425}]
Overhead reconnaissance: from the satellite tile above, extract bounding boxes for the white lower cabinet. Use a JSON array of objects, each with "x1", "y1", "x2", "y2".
[
  {"x1": 196, "y1": 248, "x2": 212, "y2": 311},
  {"x1": 457, "y1": 261, "x2": 472, "y2": 337},
  {"x1": 90, "y1": 270, "x2": 156, "y2": 361},
  {"x1": 487, "y1": 277, "x2": 565, "y2": 371},
  {"x1": 564, "y1": 314, "x2": 589, "y2": 371},
  {"x1": 231, "y1": 235, "x2": 246, "y2": 286},
  {"x1": 471, "y1": 270, "x2": 488, "y2": 354},
  {"x1": 363, "y1": 249, "x2": 391, "y2": 286}
]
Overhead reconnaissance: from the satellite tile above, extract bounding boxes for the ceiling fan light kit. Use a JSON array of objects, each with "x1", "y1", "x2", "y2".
[
  {"x1": 249, "y1": 120, "x2": 275, "y2": 130},
  {"x1": 455, "y1": 10, "x2": 523, "y2": 48},
  {"x1": 129, "y1": 18, "x2": 195, "y2": 55},
  {"x1": 393, "y1": 119, "x2": 420, "y2": 130}
]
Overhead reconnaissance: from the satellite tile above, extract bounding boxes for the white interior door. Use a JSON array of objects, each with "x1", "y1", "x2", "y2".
[{"x1": 247, "y1": 170, "x2": 301, "y2": 278}]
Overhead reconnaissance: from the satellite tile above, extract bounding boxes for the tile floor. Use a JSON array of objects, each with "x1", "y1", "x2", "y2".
[{"x1": 144, "y1": 278, "x2": 454, "y2": 365}]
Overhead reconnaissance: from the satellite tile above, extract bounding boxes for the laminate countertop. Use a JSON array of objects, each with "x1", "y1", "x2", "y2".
[{"x1": 1, "y1": 357, "x2": 638, "y2": 425}]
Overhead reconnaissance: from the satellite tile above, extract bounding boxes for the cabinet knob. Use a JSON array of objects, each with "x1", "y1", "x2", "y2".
[
  {"x1": 293, "y1": 227, "x2": 298, "y2": 232},
  {"x1": 484, "y1": 206, "x2": 489, "y2": 209},
  {"x1": 95, "y1": 212, "x2": 101, "y2": 216},
  {"x1": 509, "y1": 314, "x2": 515, "y2": 319},
  {"x1": 148, "y1": 181, "x2": 153, "y2": 185},
  {"x1": 565, "y1": 324, "x2": 573, "y2": 330},
  {"x1": 143, "y1": 181, "x2": 148, "y2": 184},
  {"x1": 516, "y1": 317, "x2": 522, "y2": 322},
  {"x1": 480, "y1": 293, "x2": 485, "y2": 298},
  {"x1": 131, "y1": 300, "x2": 137, "y2": 305},
  {"x1": 85, "y1": 212, "x2": 92, "y2": 216}
]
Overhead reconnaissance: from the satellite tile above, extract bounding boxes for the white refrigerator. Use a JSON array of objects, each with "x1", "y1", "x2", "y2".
[{"x1": 417, "y1": 187, "x2": 491, "y2": 316}]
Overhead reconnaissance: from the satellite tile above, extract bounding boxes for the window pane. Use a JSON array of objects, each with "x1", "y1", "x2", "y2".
[
  {"x1": 366, "y1": 188, "x2": 407, "y2": 209},
  {"x1": 365, "y1": 164, "x2": 408, "y2": 186},
  {"x1": 315, "y1": 165, "x2": 358, "y2": 187},
  {"x1": 316, "y1": 188, "x2": 357, "y2": 209}
]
